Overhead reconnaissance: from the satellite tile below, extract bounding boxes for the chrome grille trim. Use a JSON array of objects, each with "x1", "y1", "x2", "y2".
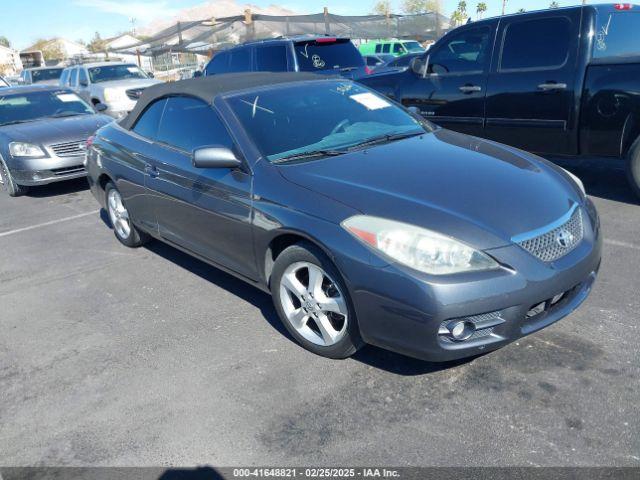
[
  {"x1": 50, "y1": 140, "x2": 84, "y2": 158},
  {"x1": 512, "y1": 204, "x2": 584, "y2": 263}
]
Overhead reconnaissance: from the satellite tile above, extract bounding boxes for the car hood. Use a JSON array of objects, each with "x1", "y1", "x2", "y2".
[
  {"x1": 277, "y1": 129, "x2": 581, "y2": 250},
  {"x1": 0, "y1": 114, "x2": 112, "y2": 145},
  {"x1": 93, "y1": 78, "x2": 162, "y2": 91}
]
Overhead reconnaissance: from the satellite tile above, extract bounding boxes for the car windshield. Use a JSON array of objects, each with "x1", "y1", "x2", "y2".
[
  {"x1": 403, "y1": 41, "x2": 425, "y2": 53},
  {"x1": 227, "y1": 81, "x2": 429, "y2": 162},
  {"x1": 295, "y1": 39, "x2": 365, "y2": 72},
  {"x1": 31, "y1": 68, "x2": 63, "y2": 82},
  {"x1": 88, "y1": 64, "x2": 147, "y2": 83},
  {"x1": 0, "y1": 90, "x2": 94, "y2": 126}
]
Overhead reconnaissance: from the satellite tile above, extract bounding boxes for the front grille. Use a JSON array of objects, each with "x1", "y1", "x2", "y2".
[
  {"x1": 52, "y1": 165, "x2": 85, "y2": 176},
  {"x1": 50, "y1": 140, "x2": 85, "y2": 158},
  {"x1": 126, "y1": 88, "x2": 145, "y2": 100},
  {"x1": 515, "y1": 206, "x2": 584, "y2": 263}
]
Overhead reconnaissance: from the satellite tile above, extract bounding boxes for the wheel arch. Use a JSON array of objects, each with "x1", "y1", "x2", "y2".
[{"x1": 263, "y1": 229, "x2": 337, "y2": 287}]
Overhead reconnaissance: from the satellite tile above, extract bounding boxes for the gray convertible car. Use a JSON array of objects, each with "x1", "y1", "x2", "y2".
[{"x1": 0, "y1": 85, "x2": 111, "y2": 196}]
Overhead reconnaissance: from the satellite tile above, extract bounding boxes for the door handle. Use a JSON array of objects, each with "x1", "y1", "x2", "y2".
[
  {"x1": 459, "y1": 85, "x2": 482, "y2": 93},
  {"x1": 144, "y1": 164, "x2": 159, "y2": 178},
  {"x1": 538, "y1": 82, "x2": 567, "y2": 91}
]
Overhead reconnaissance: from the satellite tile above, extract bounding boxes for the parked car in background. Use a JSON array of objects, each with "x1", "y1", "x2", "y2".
[
  {"x1": 360, "y1": 4, "x2": 640, "y2": 198},
  {"x1": 0, "y1": 85, "x2": 111, "y2": 196},
  {"x1": 359, "y1": 39, "x2": 425, "y2": 57},
  {"x1": 19, "y1": 67, "x2": 64, "y2": 85},
  {"x1": 60, "y1": 62, "x2": 162, "y2": 118},
  {"x1": 202, "y1": 36, "x2": 370, "y2": 79},
  {"x1": 363, "y1": 54, "x2": 395, "y2": 69},
  {"x1": 86, "y1": 73, "x2": 600, "y2": 361},
  {"x1": 372, "y1": 52, "x2": 423, "y2": 74}
]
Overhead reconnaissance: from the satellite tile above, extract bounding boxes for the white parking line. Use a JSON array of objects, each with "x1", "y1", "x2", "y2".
[
  {"x1": 0, "y1": 210, "x2": 99, "y2": 238},
  {"x1": 604, "y1": 239, "x2": 640, "y2": 251}
]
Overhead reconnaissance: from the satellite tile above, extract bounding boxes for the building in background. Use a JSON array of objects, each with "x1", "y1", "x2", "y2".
[{"x1": 0, "y1": 44, "x2": 23, "y2": 75}]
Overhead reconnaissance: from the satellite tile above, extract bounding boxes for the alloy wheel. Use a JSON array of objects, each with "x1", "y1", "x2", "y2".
[
  {"x1": 107, "y1": 189, "x2": 131, "y2": 239},
  {"x1": 279, "y1": 261, "x2": 349, "y2": 346}
]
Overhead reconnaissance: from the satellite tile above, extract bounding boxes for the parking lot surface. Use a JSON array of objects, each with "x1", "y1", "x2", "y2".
[{"x1": 1, "y1": 164, "x2": 639, "y2": 467}]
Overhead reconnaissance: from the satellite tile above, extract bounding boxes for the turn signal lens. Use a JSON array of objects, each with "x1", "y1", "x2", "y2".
[{"x1": 342, "y1": 215, "x2": 499, "y2": 275}]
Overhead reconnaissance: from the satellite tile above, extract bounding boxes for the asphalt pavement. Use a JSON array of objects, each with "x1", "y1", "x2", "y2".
[{"x1": 0, "y1": 163, "x2": 638, "y2": 466}]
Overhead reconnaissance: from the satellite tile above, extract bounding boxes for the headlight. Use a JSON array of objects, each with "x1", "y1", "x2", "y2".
[
  {"x1": 9, "y1": 142, "x2": 45, "y2": 157},
  {"x1": 342, "y1": 215, "x2": 499, "y2": 275},
  {"x1": 561, "y1": 167, "x2": 586, "y2": 196}
]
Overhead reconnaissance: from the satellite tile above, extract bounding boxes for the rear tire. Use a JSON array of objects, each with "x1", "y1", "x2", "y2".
[
  {"x1": 270, "y1": 242, "x2": 364, "y2": 359},
  {"x1": 0, "y1": 157, "x2": 28, "y2": 197},
  {"x1": 105, "y1": 182, "x2": 149, "y2": 247},
  {"x1": 626, "y1": 137, "x2": 640, "y2": 200}
]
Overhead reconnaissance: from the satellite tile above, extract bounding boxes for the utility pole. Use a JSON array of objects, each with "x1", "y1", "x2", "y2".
[{"x1": 502, "y1": 0, "x2": 507, "y2": 15}]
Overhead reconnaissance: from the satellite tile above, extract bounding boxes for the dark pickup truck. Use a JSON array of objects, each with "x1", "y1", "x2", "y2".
[{"x1": 359, "y1": 4, "x2": 640, "y2": 197}]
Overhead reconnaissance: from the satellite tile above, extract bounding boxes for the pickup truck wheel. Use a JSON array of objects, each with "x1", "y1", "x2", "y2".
[
  {"x1": 105, "y1": 182, "x2": 149, "y2": 247},
  {"x1": 627, "y1": 138, "x2": 640, "y2": 200}
]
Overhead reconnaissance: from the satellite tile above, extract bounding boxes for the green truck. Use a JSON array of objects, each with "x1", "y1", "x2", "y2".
[{"x1": 359, "y1": 39, "x2": 425, "y2": 57}]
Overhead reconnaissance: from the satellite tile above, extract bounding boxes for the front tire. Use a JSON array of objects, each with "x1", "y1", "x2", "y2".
[
  {"x1": 105, "y1": 182, "x2": 149, "y2": 247},
  {"x1": 270, "y1": 242, "x2": 363, "y2": 359},
  {"x1": 626, "y1": 137, "x2": 640, "y2": 200},
  {"x1": 0, "y1": 158, "x2": 29, "y2": 197}
]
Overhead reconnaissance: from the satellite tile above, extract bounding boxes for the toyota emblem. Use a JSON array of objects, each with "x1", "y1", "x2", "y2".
[{"x1": 555, "y1": 229, "x2": 574, "y2": 248}]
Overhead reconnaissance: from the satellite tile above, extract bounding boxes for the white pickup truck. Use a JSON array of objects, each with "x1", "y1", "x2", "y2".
[{"x1": 60, "y1": 62, "x2": 161, "y2": 118}]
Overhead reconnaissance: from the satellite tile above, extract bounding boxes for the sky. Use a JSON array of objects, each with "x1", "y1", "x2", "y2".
[{"x1": 1, "y1": 0, "x2": 584, "y2": 50}]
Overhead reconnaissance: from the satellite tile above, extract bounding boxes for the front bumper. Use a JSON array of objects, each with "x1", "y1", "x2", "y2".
[
  {"x1": 102, "y1": 99, "x2": 136, "y2": 119},
  {"x1": 7, "y1": 154, "x2": 87, "y2": 186},
  {"x1": 346, "y1": 200, "x2": 602, "y2": 362}
]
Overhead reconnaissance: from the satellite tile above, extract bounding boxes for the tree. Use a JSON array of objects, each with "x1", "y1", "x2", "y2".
[
  {"x1": 550, "y1": 1, "x2": 560, "y2": 7},
  {"x1": 402, "y1": 0, "x2": 440, "y2": 14},
  {"x1": 450, "y1": 9, "x2": 465, "y2": 26},
  {"x1": 476, "y1": 2, "x2": 487, "y2": 19},
  {"x1": 373, "y1": 0, "x2": 392, "y2": 16},
  {"x1": 29, "y1": 38, "x2": 64, "y2": 61},
  {"x1": 0, "y1": 36, "x2": 10, "y2": 48},
  {"x1": 458, "y1": 1, "x2": 467, "y2": 15},
  {"x1": 87, "y1": 32, "x2": 107, "y2": 54}
]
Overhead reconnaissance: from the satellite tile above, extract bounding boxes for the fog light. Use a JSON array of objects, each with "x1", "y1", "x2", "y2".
[{"x1": 449, "y1": 320, "x2": 475, "y2": 341}]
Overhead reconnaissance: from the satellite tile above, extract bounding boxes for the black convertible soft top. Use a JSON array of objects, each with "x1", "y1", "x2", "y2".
[{"x1": 119, "y1": 72, "x2": 331, "y2": 130}]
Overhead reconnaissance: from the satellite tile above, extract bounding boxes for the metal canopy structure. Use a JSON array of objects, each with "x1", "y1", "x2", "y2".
[{"x1": 111, "y1": 11, "x2": 449, "y2": 55}]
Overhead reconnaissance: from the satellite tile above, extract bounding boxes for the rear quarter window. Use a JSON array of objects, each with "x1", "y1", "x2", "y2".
[{"x1": 593, "y1": 12, "x2": 640, "y2": 59}]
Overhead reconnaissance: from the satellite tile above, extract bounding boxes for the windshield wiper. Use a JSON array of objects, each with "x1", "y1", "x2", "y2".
[
  {"x1": 272, "y1": 149, "x2": 345, "y2": 164},
  {"x1": 48, "y1": 112, "x2": 87, "y2": 118},
  {"x1": 346, "y1": 131, "x2": 423, "y2": 151},
  {"x1": 0, "y1": 119, "x2": 33, "y2": 126}
]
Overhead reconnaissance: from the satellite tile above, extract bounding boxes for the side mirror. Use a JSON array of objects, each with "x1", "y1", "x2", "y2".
[
  {"x1": 193, "y1": 146, "x2": 241, "y2": 169},
  {"x1": 94, "y1": 103, "x2": 108, "y2": 112},
  {"x1": 146, "y1": 71, "x2": 155, "y2": 78},
  {"x1": 193, "y1": 70, "x2": 203, "y2": 78},
  {"x1": 79, "y1": 79, "x2": 88, "y2": 87},
  {"x1": 410, "y1": 56, "x2": 427, "y2": 76}
]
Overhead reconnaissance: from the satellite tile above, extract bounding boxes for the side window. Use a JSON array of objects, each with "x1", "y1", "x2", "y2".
[
  {"x1": 228, "y1": 47, "x2": 252, "y2": 73},
  {"x1": 393, "y1": 43, "x2": 404, "y2": 54},
  {"x1": 78, "y1": 68, "x2": 88, "y2": 86},
  {"x1": 205, "y1": 52, "x2": 229, "y2": 75},
  {"x1": 59, "y1": 70, "x2": 68, "y2": 86},
  {"x1": 69, "y1": 68, "x2": 78, "y2": 87},
  {"x1": 157, "y1": 96, "x2": 234, "y2": 153},
  {"x1": 375, "y1": 44, "x2": 382, "y2": 53},
  {"x1": 132, "y1": 98, "x2": 166, "y2": 140},
  {"x1": 500, "y1": 17, "x2": 571, "y2": 71},
  {"x1": 382, "y1": 44, "x2": 391, "y2": 54},
  {"x1": 429, "y1": 26, "x2": 491, "y2": 74},
  {"x1": 255, "y1": 45, "x2": 288, "y2": 71}
]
